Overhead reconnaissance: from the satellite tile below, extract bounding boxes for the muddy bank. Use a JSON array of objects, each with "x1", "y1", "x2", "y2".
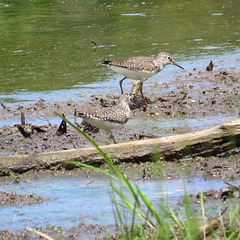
[
  {"x1": 0, "y1": 118, "x2": 239, "y2": 177},
  {"x1": 0, "y1": 68, "x2": 240, "y2": 156},
  {"x1": 0, "y1": 67, "x2": 240, "y2": 177},
  {"x1": 0, "y1": 223, "x2": 118, "y2": 240},
  {"x1": 0, "y1": 182, "x2": 239, "y2": 240},
  {"x1": 0, "y1": 69, "x2": 240, "y2": 156},
  {"x1": 0, "y1": 191, "x2": 43, "y2": 207}
]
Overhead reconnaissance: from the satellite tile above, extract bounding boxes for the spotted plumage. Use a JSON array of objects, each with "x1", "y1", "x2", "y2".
[
  {"x1": 77, "y1": 94, "x2": 131, "y2": 143},
  {"x1": 79, "y1": 106, "x2": 129, "y2": 124},
  {"x1": 103, "y1": 56, "x2": 158, "y2": 73},
  {"x1": 102, "y1": 52, "x2": 184, "y2": 106}
]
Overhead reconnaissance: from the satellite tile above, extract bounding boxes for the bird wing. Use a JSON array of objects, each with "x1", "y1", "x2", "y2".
[
  {"x1": 79, "y1": 108, "x2": 128, "y2": 124},
  {"x1": 103, "y1": 57, "x2": 157, "y2": 72}
]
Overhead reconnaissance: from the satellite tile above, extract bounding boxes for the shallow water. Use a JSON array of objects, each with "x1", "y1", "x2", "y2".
[
  {"x1": 0, "y1": 0, "x2": 239, "y2": 132},
  {"x1": 0, "y1": 174, "x2": 239, "y2": 232},
  {"x1": 0, "y1": 1, "x2": 239, "y2": 233}
]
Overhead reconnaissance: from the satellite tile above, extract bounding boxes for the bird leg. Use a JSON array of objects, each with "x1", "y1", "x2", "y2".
[
  {"x1": 119, "y1": 77, "x2": 126, "y2": 95},
  {"x1": 109, "y1": 133, "x2": 117, "y2": 144},
  {"x1": 130, "y1": 80, "x2": 141, "y2": 96},
  {"x1": 139, "y1": 82, "x2": 148, "y2": 106}
]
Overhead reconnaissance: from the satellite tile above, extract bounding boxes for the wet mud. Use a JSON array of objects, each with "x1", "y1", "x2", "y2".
[
  {"x1": 0, "y1": 67, "x2": 240, "y2": 239},
  {"x1": 191, "y1": 183, "x2": 240, "y2": 203},
  {"x1": 0, "y1": 68, "x2": 240, "y2": 156},
  {"x1": 0, "y1": 191, "x2": 43, "y2": 207},
  {"x1": 0, "y1": 181, "x2": 238, "y2": 240},
  {"x1": 0, "y1": 224, "x2": 119, "y2": 240}
]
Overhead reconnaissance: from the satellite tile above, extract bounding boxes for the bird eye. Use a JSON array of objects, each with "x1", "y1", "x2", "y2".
[{"x1": 167, "y1": 56, "x2": 172, "y2": 61}]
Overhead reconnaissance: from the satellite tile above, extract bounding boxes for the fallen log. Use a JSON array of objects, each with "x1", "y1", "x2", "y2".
[{"x1": 0, "y1": 119, "x2": 240, "y2": 176}]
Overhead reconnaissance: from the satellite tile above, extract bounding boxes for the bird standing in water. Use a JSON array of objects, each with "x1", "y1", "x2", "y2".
[
  {"x1": 102, "y1": 52, "x2": 184, "y2": 106},
  {"x1": 77, "y1": 94, "x2": 131, "y2": 144}
]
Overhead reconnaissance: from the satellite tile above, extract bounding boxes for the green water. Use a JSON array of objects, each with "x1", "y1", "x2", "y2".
[{"x1": 0, "y1": 0, "x2": 239, "y2": 99}]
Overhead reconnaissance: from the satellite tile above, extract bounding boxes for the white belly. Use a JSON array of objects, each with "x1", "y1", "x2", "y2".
[
  {"x1": 109, "y1": 65, "x2": 157, "y2": 81},
  {"x1": 84, "y1": 117, "x2": 123, "y2": 133}
]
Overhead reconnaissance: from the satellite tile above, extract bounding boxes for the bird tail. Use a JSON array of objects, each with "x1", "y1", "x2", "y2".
[
  {"x1": 77, "y1": 112, "x2": 87, "y2": 118},
  {"x1": 102, "y1": 60, "x2": 111, "y2": 65}
]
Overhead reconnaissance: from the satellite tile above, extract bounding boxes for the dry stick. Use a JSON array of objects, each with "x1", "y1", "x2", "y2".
[
  {"x1": 1, "y1": 119, "x2": 240, "y2": 176},
  {"x1": 74, "y1": 121, "x2": 82, "y2": 129},
  {"x1": 21, "y1": 111, "x2": 25, "y2": 125},
  {"x1": 87, "y1": 180, "x2": 95, "y2": 186},
  {"x1": 16, "y1": 125, "x2": 31, "y2": 138},
  {"x1": 39, "y1": 112, "x2": 52, "y2": 125},
  {"x1": 223, "y1": 181, "x2": 240, "y2": 190},
  {"x1": 26, "y1": 227, "x2": 55, "y2": 240}
]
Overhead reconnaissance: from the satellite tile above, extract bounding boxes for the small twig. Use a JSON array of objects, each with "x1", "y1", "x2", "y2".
[
  {"x1": 26, "y1": 227, "x2": 55, "y2": 240},
  {"x1": 74, "y1": 121, "x2": 82, "y2": 129},
  {"x1": 221, "y1": 206, "x2": 228, "y2": 216},
  {"x1": 92, "y1": 40, "x2": 99, "y2": 52},
  {"x1": 31, "y1": 126, "x2": 47, "y2": 133},
  {"x1": 39, "y1": 113, "x2": 52, "y2": 125},
  {"x1": 91, "y1": 40, "x2": 98, "y2": 46},
  {"x1": 87, "y1": 180, "x2": 95, "y2": 186},
  {"x1": 223, "y1": 181, "x2": 240, "y2": 190},
  {"x1": 1, "y1": 103, "x2": 7, "y2": 109},
  {"x1": 142, "y1": 169, "x2": 147, "y2": 180},
  {"x1": 21, "y1": 111, "x2": 26, "y2": 125}
]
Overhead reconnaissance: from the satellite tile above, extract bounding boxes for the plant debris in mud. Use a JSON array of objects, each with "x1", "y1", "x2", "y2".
[
  {"x1": 0, "y1": 223, "x2": 118, "y2": 240},
  {"x1": 0, "y1": 68, "x2": 240, "y2": 156},
  {"x1": 187, "y1": 184, "x2": 240, "y2": 204},
  {"x1": 0, "y1": 191, "x2": 43, "y2": 207}
]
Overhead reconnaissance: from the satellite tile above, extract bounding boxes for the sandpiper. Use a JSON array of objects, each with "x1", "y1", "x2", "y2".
[
  {"x1": 102, "y1": 52, "x2": 184, "y2": 106},
  {"x1": 77, "y1": 94, "x2": 131, "y2": 144}
]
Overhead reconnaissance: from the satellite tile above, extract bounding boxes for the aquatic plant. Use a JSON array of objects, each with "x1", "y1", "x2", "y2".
[{"x1": 56, "y1": 113, "x2": 240, "y2": 239}]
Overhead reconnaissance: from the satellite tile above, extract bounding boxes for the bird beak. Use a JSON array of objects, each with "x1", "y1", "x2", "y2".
[{"x1": 171, "y1": 61, "x2": 184, "y2": 70}]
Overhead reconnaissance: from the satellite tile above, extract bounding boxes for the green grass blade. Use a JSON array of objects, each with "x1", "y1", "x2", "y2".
[
  {"x1": 9, "y1": 171, "x2": 19, "y2": 183},
  {"x1": 110, "y1": 184, "x2": 151, "y2": 226},
  {"x1": 64, "y1": 161, "x2": 119, "y2": 181},
  {"x1": 157, "y1": 202, "x2": 186, "y2": 239},
  {"x1": 119, "y1": 174, "x2": 141, "y2": 206},
  {"x1": 135, "y1": 185, "x2": 160, "y2": 224},
  {"x1": 167, "y1": 205, "x2": 186, "y2": 239},
  {"x1": 219, "y1": 208, "x2": 227, "y2": 239},
  {"x1": 200, "y1": 191, "x2": 206, "y2": 240},
  {"x1": 55, "y1": 112, "x2": 110, "y2": 163},
  {"x1": 58, "y1": 113, "x2": 141, "y2": 206},
  {"x1": 229, "y1": 204, "x2": 240, "y2": 227}
]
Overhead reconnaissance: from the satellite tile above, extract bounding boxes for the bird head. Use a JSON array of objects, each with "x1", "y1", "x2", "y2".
[{"x1": 156, "y1": 52, "x2": 184, "y2": 70}]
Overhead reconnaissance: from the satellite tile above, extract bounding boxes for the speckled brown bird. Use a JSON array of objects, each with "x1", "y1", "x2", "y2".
[
  {"x1": 77, "y1": 94, "x2": 131, "y2": 143},
  {"x1": 103, "y1": 52, "x2": 184, "y2": 106}
]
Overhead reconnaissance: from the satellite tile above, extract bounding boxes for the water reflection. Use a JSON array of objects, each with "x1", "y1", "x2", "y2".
[{"x1": 0, "y1": 0, "x2": 239, "y2": 98}]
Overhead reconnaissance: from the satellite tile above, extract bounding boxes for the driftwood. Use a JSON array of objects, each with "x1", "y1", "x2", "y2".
[{"x1": 0, "y1": 119, "x2": 240, "y2": 176}]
